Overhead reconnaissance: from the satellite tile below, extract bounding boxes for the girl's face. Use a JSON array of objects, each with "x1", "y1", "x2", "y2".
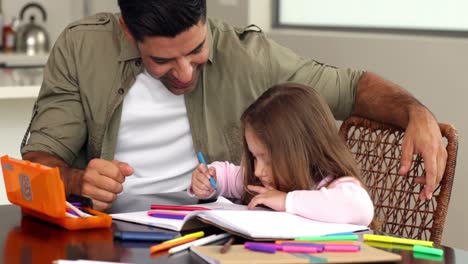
[{"x1": 245, "y1": 127, "x2": 274, "y2": 188}]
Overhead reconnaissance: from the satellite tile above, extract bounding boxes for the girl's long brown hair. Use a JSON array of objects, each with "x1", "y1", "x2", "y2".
[{"x1": 240, "y1": 83, "x2": 364, "y2": 205}]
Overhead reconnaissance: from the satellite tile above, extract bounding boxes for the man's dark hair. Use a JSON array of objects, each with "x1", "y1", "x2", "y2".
[{"x1": 118, "y1": 0, "x2": 207, "y2": 41}]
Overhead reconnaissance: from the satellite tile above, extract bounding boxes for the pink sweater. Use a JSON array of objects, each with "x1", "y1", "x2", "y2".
[{"x1": 202, "y1": 161, "x2": 374, "y2": 226}]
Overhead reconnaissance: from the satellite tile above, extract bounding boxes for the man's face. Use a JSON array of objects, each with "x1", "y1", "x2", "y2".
[{"x1": 136, "y1": 21, "x2": 209, "y2": 95}]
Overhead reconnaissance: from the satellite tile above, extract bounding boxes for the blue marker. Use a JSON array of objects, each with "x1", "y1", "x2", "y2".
[
  {"x1": 114, "y1": 231, "x2": 177, "y2": 241},
  {"x1": 197, "y1": 151, "x2": 217, "y2": 190}
]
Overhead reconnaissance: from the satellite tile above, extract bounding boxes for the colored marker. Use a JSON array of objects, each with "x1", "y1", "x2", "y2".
[
  {"x1": 220, "y1": 237, "x2": 235, "y2": 254},
  {"x1": 280, "y1": 242, "x2": 325, "y2": 249},
  {"x1": 150, "y1": 204, "x2": 211, "y2": 211},
  {"x1": 163, "y1": 231, "x2": 204, "y2": 244},
  {"x1": 66, "y1": 208, "x2": 80, "y2": 217},
  {"x1": 197, "y1": 151, "x2": 217, "y2": 190},
  {"x1": 169, "y1": 233, "x2": 231, "y2": 254},
  {"x1": 244, "y1": 242, "x2": 282, "y2": 250},
  {"x1": 147, "y1": 210, "x2": 187, "y2": 215},
  {"x1": 363, "y1": 234, "x2": 434, "y2": 247},
  {"x1": 192, "y1": 233, "x2": 230, "y2": 246},
  {"x1": 65, "y1": 212, "x2": 78, "y2": 218},
  {"x1": 282, "y1": 245, "x2": 322, "y2": 253},
  {"x1": 413, "y1": 252, "x2": 444, "y2": 262},
  {"x1": 413, "y1": 245, "x2": 444, "y2": 256},
  {"x1": 150, "y1": 236, "x2": 197, "y2": 254},
  {"x1": 147, "y1": 211, "x2": 187, "y2": 220},
  {"x1": 244, "y1": 243, "x2": 277, "y2": 253},
  {"x1": 66, "y1": 201, "x2": 92, "y2": 218},
  {"x1": 114, "y1": 231, "x2": 177, "y2": 242},
  {"x1": 276, "y1": 240, "x2": 355, "y2": 245},
  {"x1": 295, "y1": 234, "x2": 359, "y2": 241},
  {"x1": 324, "y1": 244, "x2": 360, "y2": 252},
  {"x1": 364, "y1": 240, "x2": 413, "y2": 251}
]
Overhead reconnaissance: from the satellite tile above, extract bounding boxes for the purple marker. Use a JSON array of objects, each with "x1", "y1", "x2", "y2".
[
  {"x1": 147, "y1": 212, "x2": 186, "y2": 220},
  {"x1": 244, "y1": 242, "x2": 282, "y2": 250},
  {"x1": 66, "y1": 208, "x2": 80, "y2": 217},
  {"x1": 244, "y1": 243, "x2": 277, "y2": 253}
]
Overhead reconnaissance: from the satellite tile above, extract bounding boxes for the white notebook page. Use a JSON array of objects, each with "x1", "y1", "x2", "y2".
[{"x1": 197, "y1": 210, "x2": 368, "y2": 239}]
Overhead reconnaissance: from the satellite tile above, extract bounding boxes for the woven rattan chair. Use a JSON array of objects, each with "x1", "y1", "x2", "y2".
[{"x1": 339, "y1": 116, "x2": 458, "y2": 245}]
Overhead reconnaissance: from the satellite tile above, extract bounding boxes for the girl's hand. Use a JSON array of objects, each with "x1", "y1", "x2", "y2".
[
  {"x1": 191, "y1": 164, "x2": 217, "y2": 198},
  {"x1": 247, "y1": 185, "x2": 287, "y2": 211}
]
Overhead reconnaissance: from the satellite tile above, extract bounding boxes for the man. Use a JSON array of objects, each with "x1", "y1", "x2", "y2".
[{"x1": 22, "y1": 0, "x2": 446, "y2": 211}]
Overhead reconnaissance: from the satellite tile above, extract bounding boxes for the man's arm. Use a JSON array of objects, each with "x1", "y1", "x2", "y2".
[
  {"x1": 23, "y1": 151, "x2": 84, "y2": 195},
  {"x1": 354, "y1": 71, "x2": 421, "y2": 127},
  {"x1": 353, "y1": 72, "x2": 447, "y2": 200},
  {"x1": 23, "y1": 151, "x2": 134, "y2": 211}
]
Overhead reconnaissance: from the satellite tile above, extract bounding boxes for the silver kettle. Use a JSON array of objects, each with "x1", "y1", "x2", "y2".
[{"x1": 15, "y1": 2, "x2": 50, "y2": 55}]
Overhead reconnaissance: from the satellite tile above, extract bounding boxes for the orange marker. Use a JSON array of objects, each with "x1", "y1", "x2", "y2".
[{"x1": 150, "y1": 236, "x2": 197, "y2": 254}]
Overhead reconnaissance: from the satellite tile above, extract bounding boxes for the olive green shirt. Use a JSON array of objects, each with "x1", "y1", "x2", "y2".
[{"x1": 21, "y1": 13, "x2": 363, "y2": 168}]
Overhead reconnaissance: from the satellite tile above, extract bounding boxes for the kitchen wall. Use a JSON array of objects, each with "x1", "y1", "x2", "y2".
[
  {"x1": 1, "y1": 0, "x2": 119, "y2": 45},
  {"x1": 216, "y1": 0, "x2": 467, "y2": 251}
]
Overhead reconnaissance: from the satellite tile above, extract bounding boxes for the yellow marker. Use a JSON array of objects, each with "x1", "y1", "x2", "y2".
[
  {"x1": 363, "y1": 234, "x2": 433, "y2": 247},
  {"x1": 162, "y1": 231, "x2": 204, "y2": 244},
  {"x1": 364, "y1": 240, "x2": 413, "y2": 251}
]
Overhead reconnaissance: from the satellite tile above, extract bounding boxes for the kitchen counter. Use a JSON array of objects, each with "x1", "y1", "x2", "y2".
[
  {"x1": 0, "y1": 53, "x2": 47, "y2": 100},
  {"x1": 0, "y1": 53, "x2": 48, "y2": 68},
  {"x1": 0, "y1": 67, "x2": 42, "y2": 100}
]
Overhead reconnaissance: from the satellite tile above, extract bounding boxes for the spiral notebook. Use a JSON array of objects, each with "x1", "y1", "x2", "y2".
[{"x1": 111, "y1": 197, "x2": 368, "y2": 240}]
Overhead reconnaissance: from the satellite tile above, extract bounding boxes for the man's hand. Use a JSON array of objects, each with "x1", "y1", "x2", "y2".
[
  {"x1": 191, "y1": 164, "x2": 217, "y2": 198},
  {"x1": 354, "y1": 72, "x2": 447, "y2": 201},
  {"x1": 399, "y1": 108, "x2": 447, "y2": 200},
  {"x1": 82, "y1": 159, "x2": 134, "y2": 211},
  {"x1": 247, "y1": 185, "x2": 287, "y2": 211}
]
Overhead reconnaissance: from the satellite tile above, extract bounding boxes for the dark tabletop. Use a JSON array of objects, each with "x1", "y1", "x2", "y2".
[{"x1": 0, "y1": 193, "x2": 466, "y2": 264}]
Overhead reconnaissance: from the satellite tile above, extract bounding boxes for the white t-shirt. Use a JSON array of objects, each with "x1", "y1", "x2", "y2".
[{"x1": 113, "y1": 71, "x2": 199, "y2": 203}]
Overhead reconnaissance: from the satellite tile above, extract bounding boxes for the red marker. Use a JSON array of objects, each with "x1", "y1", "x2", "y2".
[{"x1": 150, "y1": 204, "x2": 211, "y2": 211}]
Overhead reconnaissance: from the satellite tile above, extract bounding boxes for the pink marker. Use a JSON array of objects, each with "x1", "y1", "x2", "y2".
[
  {"x1": 324, "y1": 244, "x2": 360, "y2": 252},
  {"x1": 282, "y1": 245, "x2": 322, "y2": 253}
]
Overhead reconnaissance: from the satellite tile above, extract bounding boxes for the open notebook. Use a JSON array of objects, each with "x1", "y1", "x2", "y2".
[{"x1": 111, "y1": 197, "x2": 368, "y2": 240}]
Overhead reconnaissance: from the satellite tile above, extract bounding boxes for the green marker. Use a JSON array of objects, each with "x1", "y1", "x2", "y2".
[
  {"x1": 295, "y1": 234, "x2": 359, "y2": 241},
  {"x1": 413, "y1": 245, "x2": 444, "y2": 256},
  {"x1": 413, "y1": 252, "x2": 444, "y2": 262}
]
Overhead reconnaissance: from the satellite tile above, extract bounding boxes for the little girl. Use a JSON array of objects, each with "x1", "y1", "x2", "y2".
[{"x1": 190, "y1": 83, "x2": 374, "y2": 226}]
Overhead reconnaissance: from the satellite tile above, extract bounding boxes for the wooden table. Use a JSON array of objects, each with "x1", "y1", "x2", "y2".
[{"x1": 0, "y1": 193, "x2": 466, "y2": 264}]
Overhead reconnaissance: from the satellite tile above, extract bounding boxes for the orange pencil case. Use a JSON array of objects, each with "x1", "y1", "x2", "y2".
[{"x1": 1, "y1": 155, "x2": 112, "y2": 230}]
